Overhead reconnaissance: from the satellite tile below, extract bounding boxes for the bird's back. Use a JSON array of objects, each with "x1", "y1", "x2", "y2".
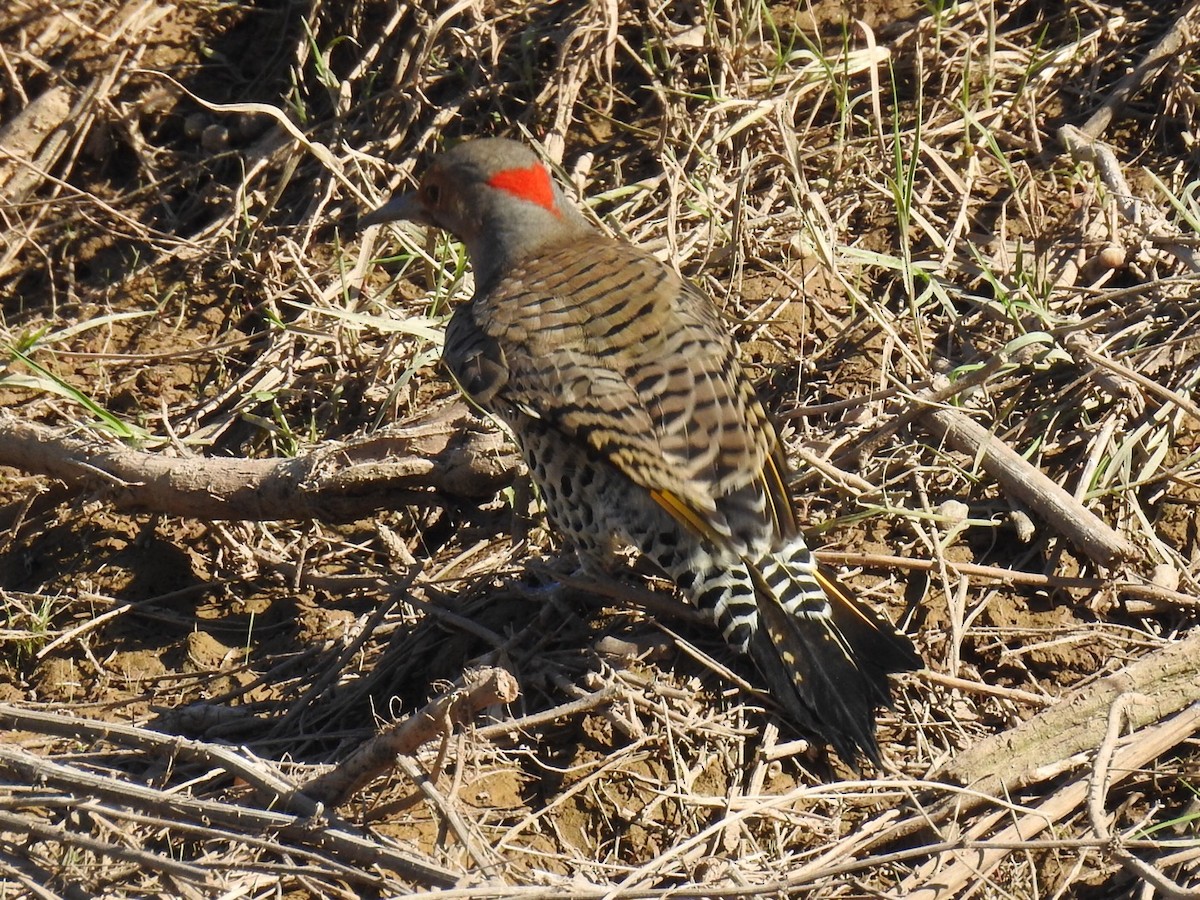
[{"x1": 447, "y1": 235, "x2": 790, "y2": 555}]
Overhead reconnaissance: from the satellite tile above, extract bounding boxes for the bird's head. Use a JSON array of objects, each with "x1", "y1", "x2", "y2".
[{"x1": 362, "y1": 138, "x2": 589, "y2": 285}]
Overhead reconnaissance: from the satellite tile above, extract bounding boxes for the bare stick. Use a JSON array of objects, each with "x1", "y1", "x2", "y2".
[
  {"x1": 1057, "y1": 3, "x2": 1200, "y2": 267},
  {"x1": 0, "y1": 808, "x2": 207, "y2": 885},
  {"x1": 941, "y1": 627, "x2": 1200, "y2": 798},
  {"x1": 473, "y1": 684, "x2": 620, "y2": 740},
  {"x1": 302, "y1": 666, "x2": 520, "y2": 806},
  {"x1": 0, "y1": 405, "x2": 517, "y2": 522},
  {"x1": 1075, "y1": 2, "x2": 1200, "y2": 141},
  {"x1": 1087, "y1": 695, "x2": 1200, "y2": 899},
  {"x1": 0, "y1": 845, "x2": 88, "y2": 900},
  {"x1": 920, "y1": 405, "x2": 1136, "y2": 566},
  {"x1": 900, "y1": 702, "x2": 1200, "y2": 898},
  {"x1": 394, "y1": 754, "x2": 502, "y2": 870},
  {"x1": 0, "y1": 743, "x2": 457, "y2": 887},
  {"x1": 0, "y1": 703, "x2": 297, "y2": 801},
  {"x1": 819, "y1": 551, "x2": 1199, "y2": 611}
]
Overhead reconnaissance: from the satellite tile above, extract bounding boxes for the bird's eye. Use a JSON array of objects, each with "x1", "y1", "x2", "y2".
[{"x1": 423, "y1": 183, "x2": 440, "y2": 205}]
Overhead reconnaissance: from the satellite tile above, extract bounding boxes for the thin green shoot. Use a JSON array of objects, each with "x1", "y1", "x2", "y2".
[{"x1": 5, "y1": 346, "x2": 147, "y2": 441}]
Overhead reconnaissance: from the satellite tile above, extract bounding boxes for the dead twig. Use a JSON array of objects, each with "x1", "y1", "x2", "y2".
[
  {"x1": 0, "y1": 744, "x2": 458, "y2": 887},
  {"x1": 0, "y1": 405, "x2": 517, "y2": 521},
  {"x1": 0, "y1": 807, "x2": 208, "y2": 885},
  {"x1": 819, "y1": 550, "x2": 1200, "y2": 613},
  {"x1": 473, "y1": 683, "x2": 621, "y2": 740},
  {"x1": 901, "y1": 701, "x2": 1200, "y2": 897},
  {"x1": 940, "y1": 628, "x2": 1200, "y2": 799},
  {"x1": 1087, "y1": 694, "x2": 1200, "y2": 899},
  {"x1": 1073, "y1": 1, "x2": 1200, "y2": 142},
  {"x1": 0, "y1": 704, "x2": 458, "y2": 887},
  {"x1": 1057, "y1": 2, "x2": 1200, "y2": 268},
  {"x1": 302, "y1": 665, "x2": 520, "y2": 806},
  {"x1": 919, "y1": 403, "x2": 1136, "y2": 566}
]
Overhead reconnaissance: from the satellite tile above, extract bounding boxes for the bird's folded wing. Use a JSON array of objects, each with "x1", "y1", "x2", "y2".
[{"x1": 446, "y1": 239, "x2": 796, "y2": 549}]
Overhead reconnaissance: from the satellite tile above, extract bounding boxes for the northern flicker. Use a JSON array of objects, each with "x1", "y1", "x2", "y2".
[{"x1": 363, "y1": 138, "x2": 920, "y2": 764}]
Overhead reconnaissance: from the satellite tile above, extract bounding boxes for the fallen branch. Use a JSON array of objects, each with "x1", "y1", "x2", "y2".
[
  {"x1": 1071, "y1": 1, "x2": 1199, "y2": 142},
  {"x1": 0, "y1": 404, "x2": 518, "y2": 522},
  {"x1": 303, "y1": 665, "x2": 520, "y2": 806},
  {"x1": 0, "y1": 741, "x2": 458, "y2": 887},
  {"x1": 1087, "y1": 694, "x2": 1200, "y2": 899},
  {"x1": 919, "y1": 404, "x2": 1136, "y2": 566},
  {"x1": 1057, "y1": 1, "x2": 1200, "y2": 269},
  {"x1": 901, "y1": 701, "x2": 1200, "y2": 898},
  {"x1": 0, "y1": 807, "x2": 207, "y2": 884},
  {"x1": 792, "y1": 638, "x2": 1200, "y2": 896},
  {"x1": 843, "y1": 349, "x2": 1136, "y2": 568},
  {"x1": 941, "y1": 627, "x2": 1200, "y2": 798}
]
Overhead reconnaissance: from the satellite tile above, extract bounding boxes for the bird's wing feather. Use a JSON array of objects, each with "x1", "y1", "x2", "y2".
[{"x1": 445, "y1": 237, "x2": 792, "y2": 547}]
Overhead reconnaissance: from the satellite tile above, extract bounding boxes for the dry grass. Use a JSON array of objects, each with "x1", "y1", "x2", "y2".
[{"x1": 1, "y1": 0, "x2": 1199, "y2": 896}]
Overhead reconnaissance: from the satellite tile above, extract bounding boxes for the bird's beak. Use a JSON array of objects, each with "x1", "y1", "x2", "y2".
[{"x1": 359, "y1": 191, "x2": 431, "y2": 229}]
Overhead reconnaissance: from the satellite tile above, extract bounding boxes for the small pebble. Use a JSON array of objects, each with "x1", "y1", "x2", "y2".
[
  {"x1": 1151, "y1": 563, "x2": 1179, "y2": 592},
  {"x1": 1097, "y1": 244, "x2": 1126, "y2": 270},
  {"x1": 201, "y1": 123, "x2": 230, "y2": 152},
  {"x1": 938, "y1": 499, "x2": 970, "y2": 525}
]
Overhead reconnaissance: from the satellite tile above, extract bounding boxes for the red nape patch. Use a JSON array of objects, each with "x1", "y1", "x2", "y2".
[{"x1": 487, "y1": 163, "x2": 561, "y2": 217}]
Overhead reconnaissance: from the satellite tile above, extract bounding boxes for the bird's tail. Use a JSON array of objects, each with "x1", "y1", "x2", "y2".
[{"x1": 743, "y1": 537, "x2": 920, "y2": 765}]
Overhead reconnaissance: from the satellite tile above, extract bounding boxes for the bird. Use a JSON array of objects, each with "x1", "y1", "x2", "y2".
[{"x1": 362, "y1": 137, "x2": 920, "y2": 764}]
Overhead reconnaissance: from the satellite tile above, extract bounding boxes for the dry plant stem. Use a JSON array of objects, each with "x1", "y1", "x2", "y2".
[
  {"x1": 65, "y1": 794, "x2": 375, "y2": 885},
  {"x1": 845, "y1": 362, "x2": 1133, "y2": 567},
  {"x1": 393, "y1": 754, "x2": 501, "y2": 870},
  {"x1": 1074, "y1": 1, "x2": 1199, "y2": 141},
  {"x1": 302, "y1": 666, "x2": 520, "y2": 807},
  {"x1": 820, "y1": 550, "x2": 1200, "y2": 612},
  {"x1": 0, "y1": 405, "x2": 517, "y2": 522},
  {"x1": 551, "y1": 569, "x2": 707, "y2": 625},
  {"x1": 1060, "y1": 121, "x2": 1188, "y2": 257},
  {"x1": 848, "y1": 356, "x2": 1011, "y2": 467},
  {"x1": 920, "y1": 405, "x2": 1136, "y2": 565},
  {"x1": 0, "y1": 706, "x2": 456, "y2": 886},
  {"x1": 1058, "y1": 3, "x2": 1197, "y2": 197},
  {"x1": 472, "y1": 683, "x2": 621, "y2": 740},
  {"x1": 0, "y1": 807, "x2": 208, "y2": 884},
  {"x1": 0, "y1": 85, "x2": 72, "y2": 201},
  {"x1": 1088, "y1": 694, "x2": 1200, "y2": 899},
  {"x1": 267, "y1": 587, "x2": 405, "y2": 737},
  {"x1": 1057, "y1": 3, "x2": 1200, "y2": 268},
  {"x1": 918, "y1": 669, "x2": 1052, "y2": 708},
  {"x1": 0, "y1": 743, "x2": 456, "y2": 887},
  {"x1": 0, "y1": 704, "x2": 311, "y2": 809},
  {"x1": 1072, "y1": 340, "x2": 1200, "y2": 426},
  {"x1": 901, "y1": 701, "x2": 1200, "y2": 898},
  {"x1": 34, "y1": 582, "x2": 215, "y2": 659},
  {"x1": 0, "y1": 845, "x2": 88, "y2": 900},
  {"x1": 940, "y1": 627, "x2": 1200, "y2": 799}
]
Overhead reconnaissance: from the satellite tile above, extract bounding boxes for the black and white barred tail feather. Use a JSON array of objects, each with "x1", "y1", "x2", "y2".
[{"x1": 722, "y1": 538, "x2": 919, "y2": 764}]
